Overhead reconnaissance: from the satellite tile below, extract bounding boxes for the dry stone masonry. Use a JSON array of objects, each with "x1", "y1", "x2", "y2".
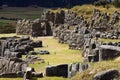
[
  {"x1": 0, "y1": 36, "x2": 43, "y2": 79},
  {"x1": 15, "y1": 8, "x2": 120, "y2": 79},
  {"x1": 16, "y1": 19, "x2": 52, "y2": 36}
]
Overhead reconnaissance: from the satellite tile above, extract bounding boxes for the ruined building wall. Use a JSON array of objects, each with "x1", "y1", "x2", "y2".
[{"x1": 16, "y1": 18, "x2": 53, "y2": 36}]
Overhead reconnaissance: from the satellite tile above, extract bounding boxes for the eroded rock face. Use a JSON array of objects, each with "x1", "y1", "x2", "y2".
[{"x1": 93, "y1": 69, "x2": 120, "y2": 80}]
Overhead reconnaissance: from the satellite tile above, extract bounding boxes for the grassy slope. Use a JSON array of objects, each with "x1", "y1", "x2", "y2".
[
  {"x1": 51, "y1": 5, "x2": 120, "y2": 21},
  {"x1": 72, "y1": 60, "x2": 120, "y2": 80}
]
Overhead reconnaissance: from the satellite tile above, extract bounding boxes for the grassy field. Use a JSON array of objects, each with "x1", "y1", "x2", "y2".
[
  {"x1": 0, "y1": 7, "x2": 45, "y2": 26},
  {"x1": 0, "y1": 7, "x2": 45, "y2": 19},
  {"x1": 0, "y1": 34, "x2": 83, "y2": 80}
]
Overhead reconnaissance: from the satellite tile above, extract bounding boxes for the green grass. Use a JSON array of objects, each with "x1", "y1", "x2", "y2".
[
  {"x1": 0, "y1": 20, "x2": 16, "y2": 28},
  {"x1": 30, "y1": 37, "x2": 83, "y2": 72},
  {"x1": 0, "y1": 7, "x2": 45, "y2": 26},
  {"x1": 0, "y1": 7, "x2": 45, "y2": 19}
]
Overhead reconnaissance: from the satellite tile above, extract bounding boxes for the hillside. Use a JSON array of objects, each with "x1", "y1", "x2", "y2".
[{"x1": 51, "y1": 4, "x2": 120, "y2": 20}]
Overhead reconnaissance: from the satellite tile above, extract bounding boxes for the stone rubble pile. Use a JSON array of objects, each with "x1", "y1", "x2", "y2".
[{"x1": 0, "y1": 36, "x2": 43, "y2": 79}]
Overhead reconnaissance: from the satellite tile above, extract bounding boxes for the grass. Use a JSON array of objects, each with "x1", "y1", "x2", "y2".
[
  {"x1": 0, "y1": 7, "x2": 45, "y2": 19},
  {"x1": 0, "y1": 4, "x2": 119, "y2": 80},
  {"x1": 0, "y1": 7, "x2": 45, "y2": 26},
  {"x1": 0, "y1": 33, "x2": 120, "y2": 80},
  {"x1": 30, "y1": 37, "x2": 83, "y2": 71},
  {"x1": 98, "y1": 38, "x2": 120, "y2": 43}
]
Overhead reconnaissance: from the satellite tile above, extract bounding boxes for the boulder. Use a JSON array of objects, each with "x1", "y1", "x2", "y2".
[
  {"x1": 99, "y1": 45, "x2": 120, "y2": 61},
  {"x1": 93, "y1": 69, "x2": 120, "y2": 80}
]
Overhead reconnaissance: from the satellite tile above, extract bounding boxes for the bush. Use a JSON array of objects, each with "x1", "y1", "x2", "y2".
[{"x1": 94, "y1": 0, "x2": 109, "y2": 7}]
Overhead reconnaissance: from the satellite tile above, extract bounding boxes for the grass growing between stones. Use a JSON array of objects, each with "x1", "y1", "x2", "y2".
[
  {"x1": 0, "y1": 34, "x2": 120, "y2": 80},
  {"x1": 72, "y1": 60, "x2": 120, "y2": 80},
  {"x1": 98, "y1": 38, "x2": 120, "y2": 43},
  {"x1": 0, "y1": 34, "x2": 83, "y2": 80},
  {"x1": 51, "y1": 4, "x2": 120, "y2": 21},
  {"x1": 30, "y1": 37, "x2": 83, "y2": 71}
]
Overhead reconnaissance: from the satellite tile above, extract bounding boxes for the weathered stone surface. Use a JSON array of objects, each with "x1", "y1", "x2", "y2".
[
  {"x1": 46, "y1": 64, "x2": 68, "y2": 78},
  {"x1": 93, "y1": 69, "x2": 120, "y2": 80},
  {"x1": 0, "y1": 58, "x2": 28, "y2": 77},
  {"x1": 16, "y1": 19, "x2": 52, "y2": 36},
  {"x1": 99, "y1": 45, "x2": 120, "y2": 61}
]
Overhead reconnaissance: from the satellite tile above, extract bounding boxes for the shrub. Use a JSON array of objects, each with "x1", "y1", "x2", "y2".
[{"x1": 94, "y1": 0, "x2": 109, "y2": 7}]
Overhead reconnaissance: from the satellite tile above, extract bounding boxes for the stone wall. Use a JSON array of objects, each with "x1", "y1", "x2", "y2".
[{"x1": 16, "y1": 19, "x2": 52, "y2": 36}]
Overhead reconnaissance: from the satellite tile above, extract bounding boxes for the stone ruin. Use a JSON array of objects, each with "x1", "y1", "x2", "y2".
[
  {"x1": 83, "y1": 39, "x2": 120, "y2": 62},
  {"x1": 36, "y1": 9, "x2": 120, "y2": 63},
  {"x1": 16, "y1": 19, "x2": 52, "y2": 36},
  {"x1": 15, "y1": 8, "x2": 120, "y2": 79},
  {"x1": 42, "y1": 9, "x2": 120, "y2": 61},
  {"x1": 0, "y1": 36, "x2": 43, "y2": 79},
  {"x1": 0, "y1": 36, "x2": 89, "y2": 79}
]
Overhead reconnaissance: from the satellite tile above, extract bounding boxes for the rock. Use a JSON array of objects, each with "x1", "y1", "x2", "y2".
[
  {"x1": 99, "y1": 45, "x2": 120, "y2": 61},
  {"x1": 16, "y1": 19, "x2": 52, "y2": 36},
  {"x1": 93, "y1": 69, "x2": 120, "y2": 80},
  {"x1": 46, "y1": 64, "x2": 68, "y2": 78},
  {"x1": 37, "y1": 50, "x2": 50, "y2": 55}
]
